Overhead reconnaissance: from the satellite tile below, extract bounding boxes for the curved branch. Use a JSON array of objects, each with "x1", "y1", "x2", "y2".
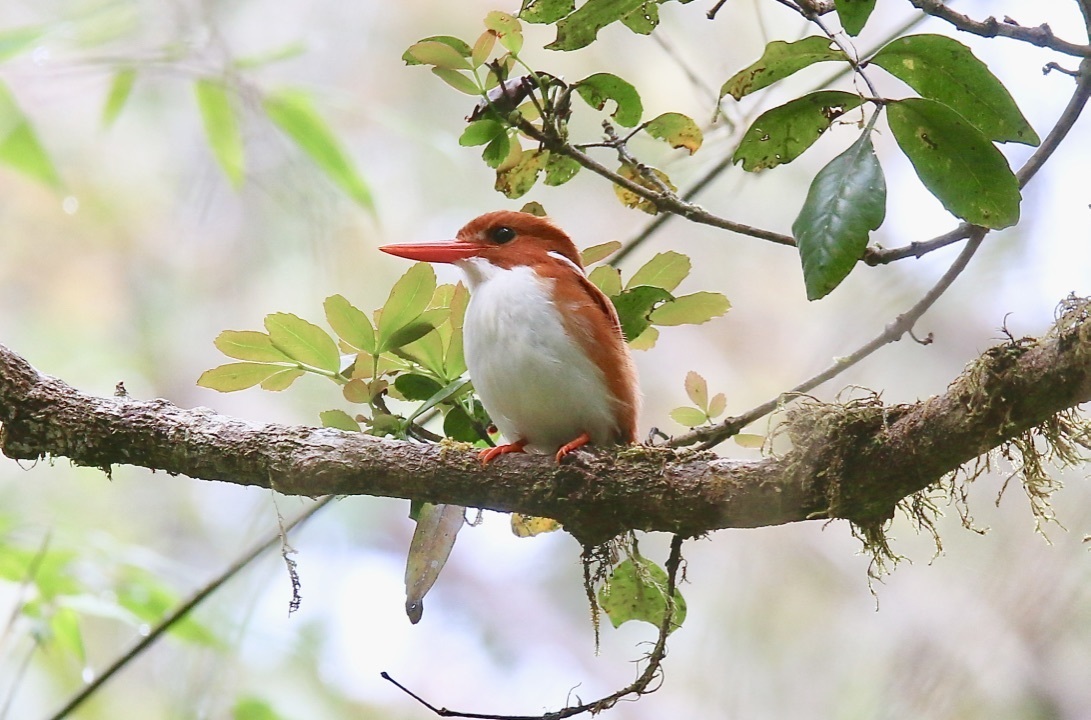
[
  {"x1": 907, "y1": 0, "x2": 1091, "y2": 57},
  {"x1": 2, "y1": 297, "x2": 1089, "y2": 546}
]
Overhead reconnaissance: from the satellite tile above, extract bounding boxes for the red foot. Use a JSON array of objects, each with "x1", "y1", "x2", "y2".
[
  {"x1": 480, "y1": 439, "x2": 528, "y2": 465},
  {"x1": 555, "y1": 431, "x2": 592, "y2": 463}
]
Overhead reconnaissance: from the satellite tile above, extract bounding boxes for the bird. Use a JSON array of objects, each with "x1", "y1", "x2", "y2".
[{"x1": 380, "y1": 210, "x2": 640, "y2": 463}]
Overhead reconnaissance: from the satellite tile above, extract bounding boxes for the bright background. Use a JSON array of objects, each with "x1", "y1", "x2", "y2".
[{"x1": 0, "y1": 0, "x2": 1089, "y2": 718}]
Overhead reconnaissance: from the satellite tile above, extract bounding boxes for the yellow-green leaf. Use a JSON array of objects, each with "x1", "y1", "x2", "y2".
[
  {"x1": 598, "y1": 556, "x2": 686, "y2": 633},
  {"x1": 265, "y1": 312, "x2": 340, "y2": 372},
  {"x1": 320, "y1": 409, "x2": 361, "y2": 432},
  {"x1": 628, "y1": 325, "x2": 658, "y2": 351},
  {"x1": 102, "y1": 68, "x2": 136, "y2": 127},
  {"x1": 260, "y1": 367, "x2": 305, "y2": 391},
  {"x1": 670, "y1": 406, "x2": 708, "y2": 428},
  {"x1": 263, "y1": 89, "x2": 373, "y2": 210},
  {"x1": 0, "y1": 81, "x2": 60, "y2": 189},
  {"x1": 626, "y1": 250, "x2": 690, "y2": 291},
  {"x1": 650, "y1": 292, "x2": 730, "y2": 326},
  {"x1": 324, "y1": 294, "x2": 376, "y2": 353},
  {"x1": 195, "y1": 78, "x2": 245, "y2": 187},
  {"x1": 471, "y1": 30, "x2": 497, "y2": 68},
  {"x1": 378, "y1": 263, "x2": 437, "y2": 351},
  {"x1": 684, "y1": 370, "x2": 708, "y2": 412},
  {"x1": 588, "y1": 265, "x2": 622, "y2": 297},
  {"x1": 431, "y1": 67, "x2": 480, "y2": 95},
  {"x1": 402, "y1": 36, "x2": 472, "y2": 66},
  {"x1": 613, "y1": 162, "x2": 674, "y2": 214},
  {"x1": 214, "y1": 330, "x2": 292, "y2": 362},
  {"x1": 580, "y1": 240, "x2": 622, "y2": 266},
  {"x1": 197, "y1": 363, "x2": 287, "y2": 392},
  {"x1": 495, "y1": 148, "x2": 547, "y2": 198},
  {"x1": 644, "y1": 112, "x2": 703, "y2": 154},
  {"x1": 0, "y1": 26, "x2": 42, "y2": 63},
  {"x1": 511, "y1": 513, "x2": 562, "y2": 537},
  {"x1": 405, "y1": 40, "x2": 473, "y2": 70},
  {"x1": 734, "y1": 433, "x2": 765, "y2": 448}
]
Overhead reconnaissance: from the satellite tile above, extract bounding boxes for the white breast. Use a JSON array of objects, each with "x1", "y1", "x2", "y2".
[{"x1": 457, "y1": 259, "x2": 617, "y2": 452}]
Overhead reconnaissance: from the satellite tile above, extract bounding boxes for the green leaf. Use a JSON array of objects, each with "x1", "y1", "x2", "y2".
[
  {"x1": 543, "y1": 152, "x2": 581, "y2": 186},
  {"x1": 734, "y1": 90, "x2": 865, "y2": 171},
  {"x1": 621, "y1": 1, "x2": 660, "y2": 34},
  {"x1": 720, "y1": 36, "x2": 848, "y2": 101},
  {"x1": 546, "y1": 0, "x2": 644, "y2": 51},
  {"x1": 649, "y1": 292, "x2": 730, "y2": 325},
  {"x1": 402, "y1": 36, "x2": 472, "y2": 65},
  {"x1": 432, "y1": 67, "x2": 481, "y2": 95},
  {"x1": 443, "y1": 404, "x2": 480, "y2": 442},
  {"x1": 262, "y1": 89, "x2": 373, "y2": 210},
  {"x1": 324, "y1": 294, "x2": 376, "y2": 353},
  {"x1": 320, "y1": 409, "x2": 361, "y2": 432},
  {"x1": 495, "y1": 148, "x2": 547, "y2": 198},
  {"x1": 232, "y1": 42, "x2": 308, "y2": 70},
  {"x1": 870, "y1": 34, "x2": 1039, "y2": 146},
  {"x1": 684, "y1": 370, "x2": 708, "y2": 411},
  {"x1": 233, "y1": 697, "x2": 287, "y2": 720},
  {"x1": 102, "y1": 68, "x2": 137, "y2": 127},
  {"x1": 195, "y1": 78, "x2": 245, "y2": 188},
  {"x1": 260, "y1": 367, "x2": 305, "y2": 391},
  {"x1": 197, "y1": 363, "x2": 288, "y2": 392},
  {"x1": 404, "y1": 40, "x2": 473, "y2": 70},
  {"x1": 573, "y1": 72, "x2": 642, "y2": 127},
  {"x1": 378, "y1": 263, "x2": 437, "y2": 351},
  {"x1": 385, "y1": 320, "x2": 436, "y2": 352},
  {"x1": 734, "y1": 433, "x2": 765, "y2": 448},
  {"x1": 835, "y1": 0, "x2": 876, "y2": 36},
  {"x1": 792, "y1": 131, "x2": 887, "y2": 300},
  {"x1": 598, "y1": 557, "x2": 686, "y2": 632},
  {"x1": 886, "y1": 97, "x2": 1020, "y2": 229},
  {"x1": 520, "y1": 201, "x2": 548, "y2": 217},
  {"x1": 628, "y1": 325, "x2": 658, "y2": 351},
  {"x1": 265, "y1": 313, "x2": 340, "y2": 372},
  {"x1": 214, "y1": 330, "x2": 291, "y2": 362},
  {"x1": 581, "y1": 240, "x2": 622, "y2": 265},
  {"x1": 481, "y1": 132, "x2": 512, "y2": 169},
  {"x1": 406, "y1": 377, "x2": 472, "y2": 424},
  {"x1": 460, "y1": 118, "x2": 506, "y2": 147},
  {"x1": 0, "y1": 82, "x2": 60, "y2": 189},
  {"x1": 520, "y1": 0, "x2": 575, "y2": 24},
  {"x1": 707, "y1": 392, "x2": 726, "y2": 419},
  {"x1": 613, "y1": 285, "x2": 673, "y2": 342},
  {"x1": 626, "y1": 250, "x2": 690, "y2": 292},
  {"x1": 117, "y1": 569, "x2": 219, "y2": 646},
  {"x1": 588, "y1": 265, "x2": 622, "y2": 297},
  {"x1": 395, "y1": 373, "x2": 444, "y2": 401},
  {"x1": 404, "y1": 503, "x2": 465, "y2": 623},
  {"x1": 49, "y1": 607, "x2": 85, "y2": 663},
  {"x1": 669, "y1": 406, "x2": 708, "y2": 427},
  {"x1": 485, "y1": 11, "x2": 523, "y2": 53},
  {"x1": 0, "y1": 26, "x2": 43, "y2": 63},
  {"x1": 644, "y1": 112, "x2": 702, "y2": 154}
]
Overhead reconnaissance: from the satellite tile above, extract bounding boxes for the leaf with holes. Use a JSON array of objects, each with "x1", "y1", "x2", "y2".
[
  {"x1": 598, "y1": 556, "x2": 686, "y2": 632},
  {"x1": 613, "y1": 286, "x2": 673, "y2": 342},
  {"x1": 644, "y1": 112, "x2": 702, "y2": 154},
  {"x1": 573, "y1": 73, "x2": 643, "y2": 127},
  {"x1": 887, "y1": 97, "x2": 1020, "y2": 228},
  {"x1": 721, "y1": 36, "x2": 848, "y2": 101},
  {"x1": 613, "y1": 162, "x2": 674, "y2": 214},
  {"x1": 792, "y1": 131, "x2": 886, "y2": 300},
  {"x1": 544, "y1": 152, "x2": 581, "y2": 186},
  {"x1": 520, "y1": 0, "x2": 575, "y2": 24},
  {"x1": 870, "y1": 34, "x2": 1039, "y2": 146},
  {"x1": 495, "y1": 148, "x2": 547, "y2": 198},
  {"x1": 734, "y1": 91, "x2": 864, "y2": 171}
]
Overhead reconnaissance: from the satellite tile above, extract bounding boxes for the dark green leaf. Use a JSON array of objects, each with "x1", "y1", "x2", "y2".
[
  {"x1": 406, "y1": 378, "x2": 472, "y2": 424},
  {"x1": 870, "y1": 34, "x2": 1039, "y2": 146},
  {"x1": 734, "y1": 90, "x2": 865, "y2": 171},
  {"x1": 385, "y1": 320, "x2": 437, "y2": 352},
  {"x1": 621, "y1": 1, "x2": 659, "y2": 34},
  {"x1": 460, "y1": 118, "x2": 506, "y2": 147},
  {"x1": 613, "y1": 285, "x2": 673, "y2": 341},
  {"x1": 195, "y1": 78, "x2": 245, "y2": 188},
  {"x1": 265, "y1": 312, "x2": 341, "y2": 372},
  {"x1": 547, "y1": 0, "x2": 645, "y2": 50},
  {"x1": 644, "y1": 112, "x2": 702, "y2": 154},
  {"x1": 197, "y1": 363, "x2": 287, "y2": 392},
  {"x1": 0, "y1": 26, "x2": 42, "y2": 63},
  {"x1": 520, "y1": 0, "x2": 576, "y2": 24},
  {"x1": 543, "y1": 152, "x2": 581, "y2": 186},
  {"x1": 320, "y1": 409, "x2": 360, "y2": 432},
  {"x1": 481, "y1": 132, "x2": 512, "y2": 168},
  {"x1": 102, "y1": 68, "x2": 137, "y2": 127},
  {"x1": 395, "y1": 373, "x2": 444, "y2": 401},
  {"x1": 626, "y1": 250, "x2": 690, "y2": 291},
  {"x1": 495, "y1": 148, "x2": 547, "y2": 198},
  {"x1": 574, "y1": 72, "x2": 642, "y2": 127},
  {"x1": 214, "y1": 330, "x2": 291, "y2": 362},
  {"x1": 598, "y1": 557, "x2": 686, "y2": 632},
  {"x1": 324, "y1": 294, "x2": 376, "y2": 353},
  {"x1": 835, "y1": 0, "x2": 876, "y2": 36},
  {"x1": 262, "y1": 89, "x2": 374, "y2": 210},
  {"x1": 649, "y1": 292, "x2": 730, "y2": 325},
  {"x1": 402, "y1": 36, "x2": 472, "y2": 65},
  {"x1": 443, "y1": 404, "x2": 480, "y2": 442},
  {"x1": 720, "y1": 36, "x2": 848, "y2": 101},
  {"x1": 792, "y1": 131, "x2": 885, "y2": 300},
  {"x1": 887, "y1": 97, "x2": 1020, "y2": 229}
]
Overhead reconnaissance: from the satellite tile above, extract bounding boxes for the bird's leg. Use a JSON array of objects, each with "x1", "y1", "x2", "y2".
[
  {"x1": 479, "y1": 439, "x2": 528, "y2": 465},
  {"x1": 554, "y1": 431, "x2": 591, "y2": 463}
]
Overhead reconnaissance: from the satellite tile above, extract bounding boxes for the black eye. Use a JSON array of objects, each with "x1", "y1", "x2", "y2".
[{"x1": 488, "y1": 226, "x2": 516, "y2": 244}]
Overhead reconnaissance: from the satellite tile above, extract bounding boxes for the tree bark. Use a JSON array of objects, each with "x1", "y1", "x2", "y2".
[{"x1": 1, "y1": 298, "x2": 1089, "y2": 545}]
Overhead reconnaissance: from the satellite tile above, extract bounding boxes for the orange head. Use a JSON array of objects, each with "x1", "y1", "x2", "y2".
[{"x1": 379, "y1": 210, "x2": 583, "y2": 271}]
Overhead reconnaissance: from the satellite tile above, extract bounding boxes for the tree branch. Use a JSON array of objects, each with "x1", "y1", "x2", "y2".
[
  {"x1": 907, "y1": 0, "x2": 1091, "y2": 57},
  {"x1": 2, "y1": 298, "x2": 1089, "y2": 546}
]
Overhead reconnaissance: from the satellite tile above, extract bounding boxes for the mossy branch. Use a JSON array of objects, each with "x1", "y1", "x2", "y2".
[{"x1": 1, "y1": 298, "x2": 1090, "y2": 545}]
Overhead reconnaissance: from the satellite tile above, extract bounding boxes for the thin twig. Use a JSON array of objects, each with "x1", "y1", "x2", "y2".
[
  {"x1": 46, "y1": 496, "x2": 334, "y2": 720},
  {"x1": 907, "y1": 0, "x2": 1091, "y2": 57}
]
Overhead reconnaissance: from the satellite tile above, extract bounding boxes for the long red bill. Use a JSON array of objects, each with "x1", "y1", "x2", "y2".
[{"x1": 379, "y1": 241, "x2": 483, "y2": 263}]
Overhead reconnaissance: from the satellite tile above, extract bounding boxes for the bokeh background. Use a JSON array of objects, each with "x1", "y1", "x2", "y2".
[{"x1": 1, "y1": 0, "x2": 1089, "y2": 718}]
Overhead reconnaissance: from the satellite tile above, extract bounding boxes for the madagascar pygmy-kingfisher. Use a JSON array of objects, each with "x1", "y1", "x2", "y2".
[{"x1": 380, "y1": 210, "x2": 640, "y2": 463}]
